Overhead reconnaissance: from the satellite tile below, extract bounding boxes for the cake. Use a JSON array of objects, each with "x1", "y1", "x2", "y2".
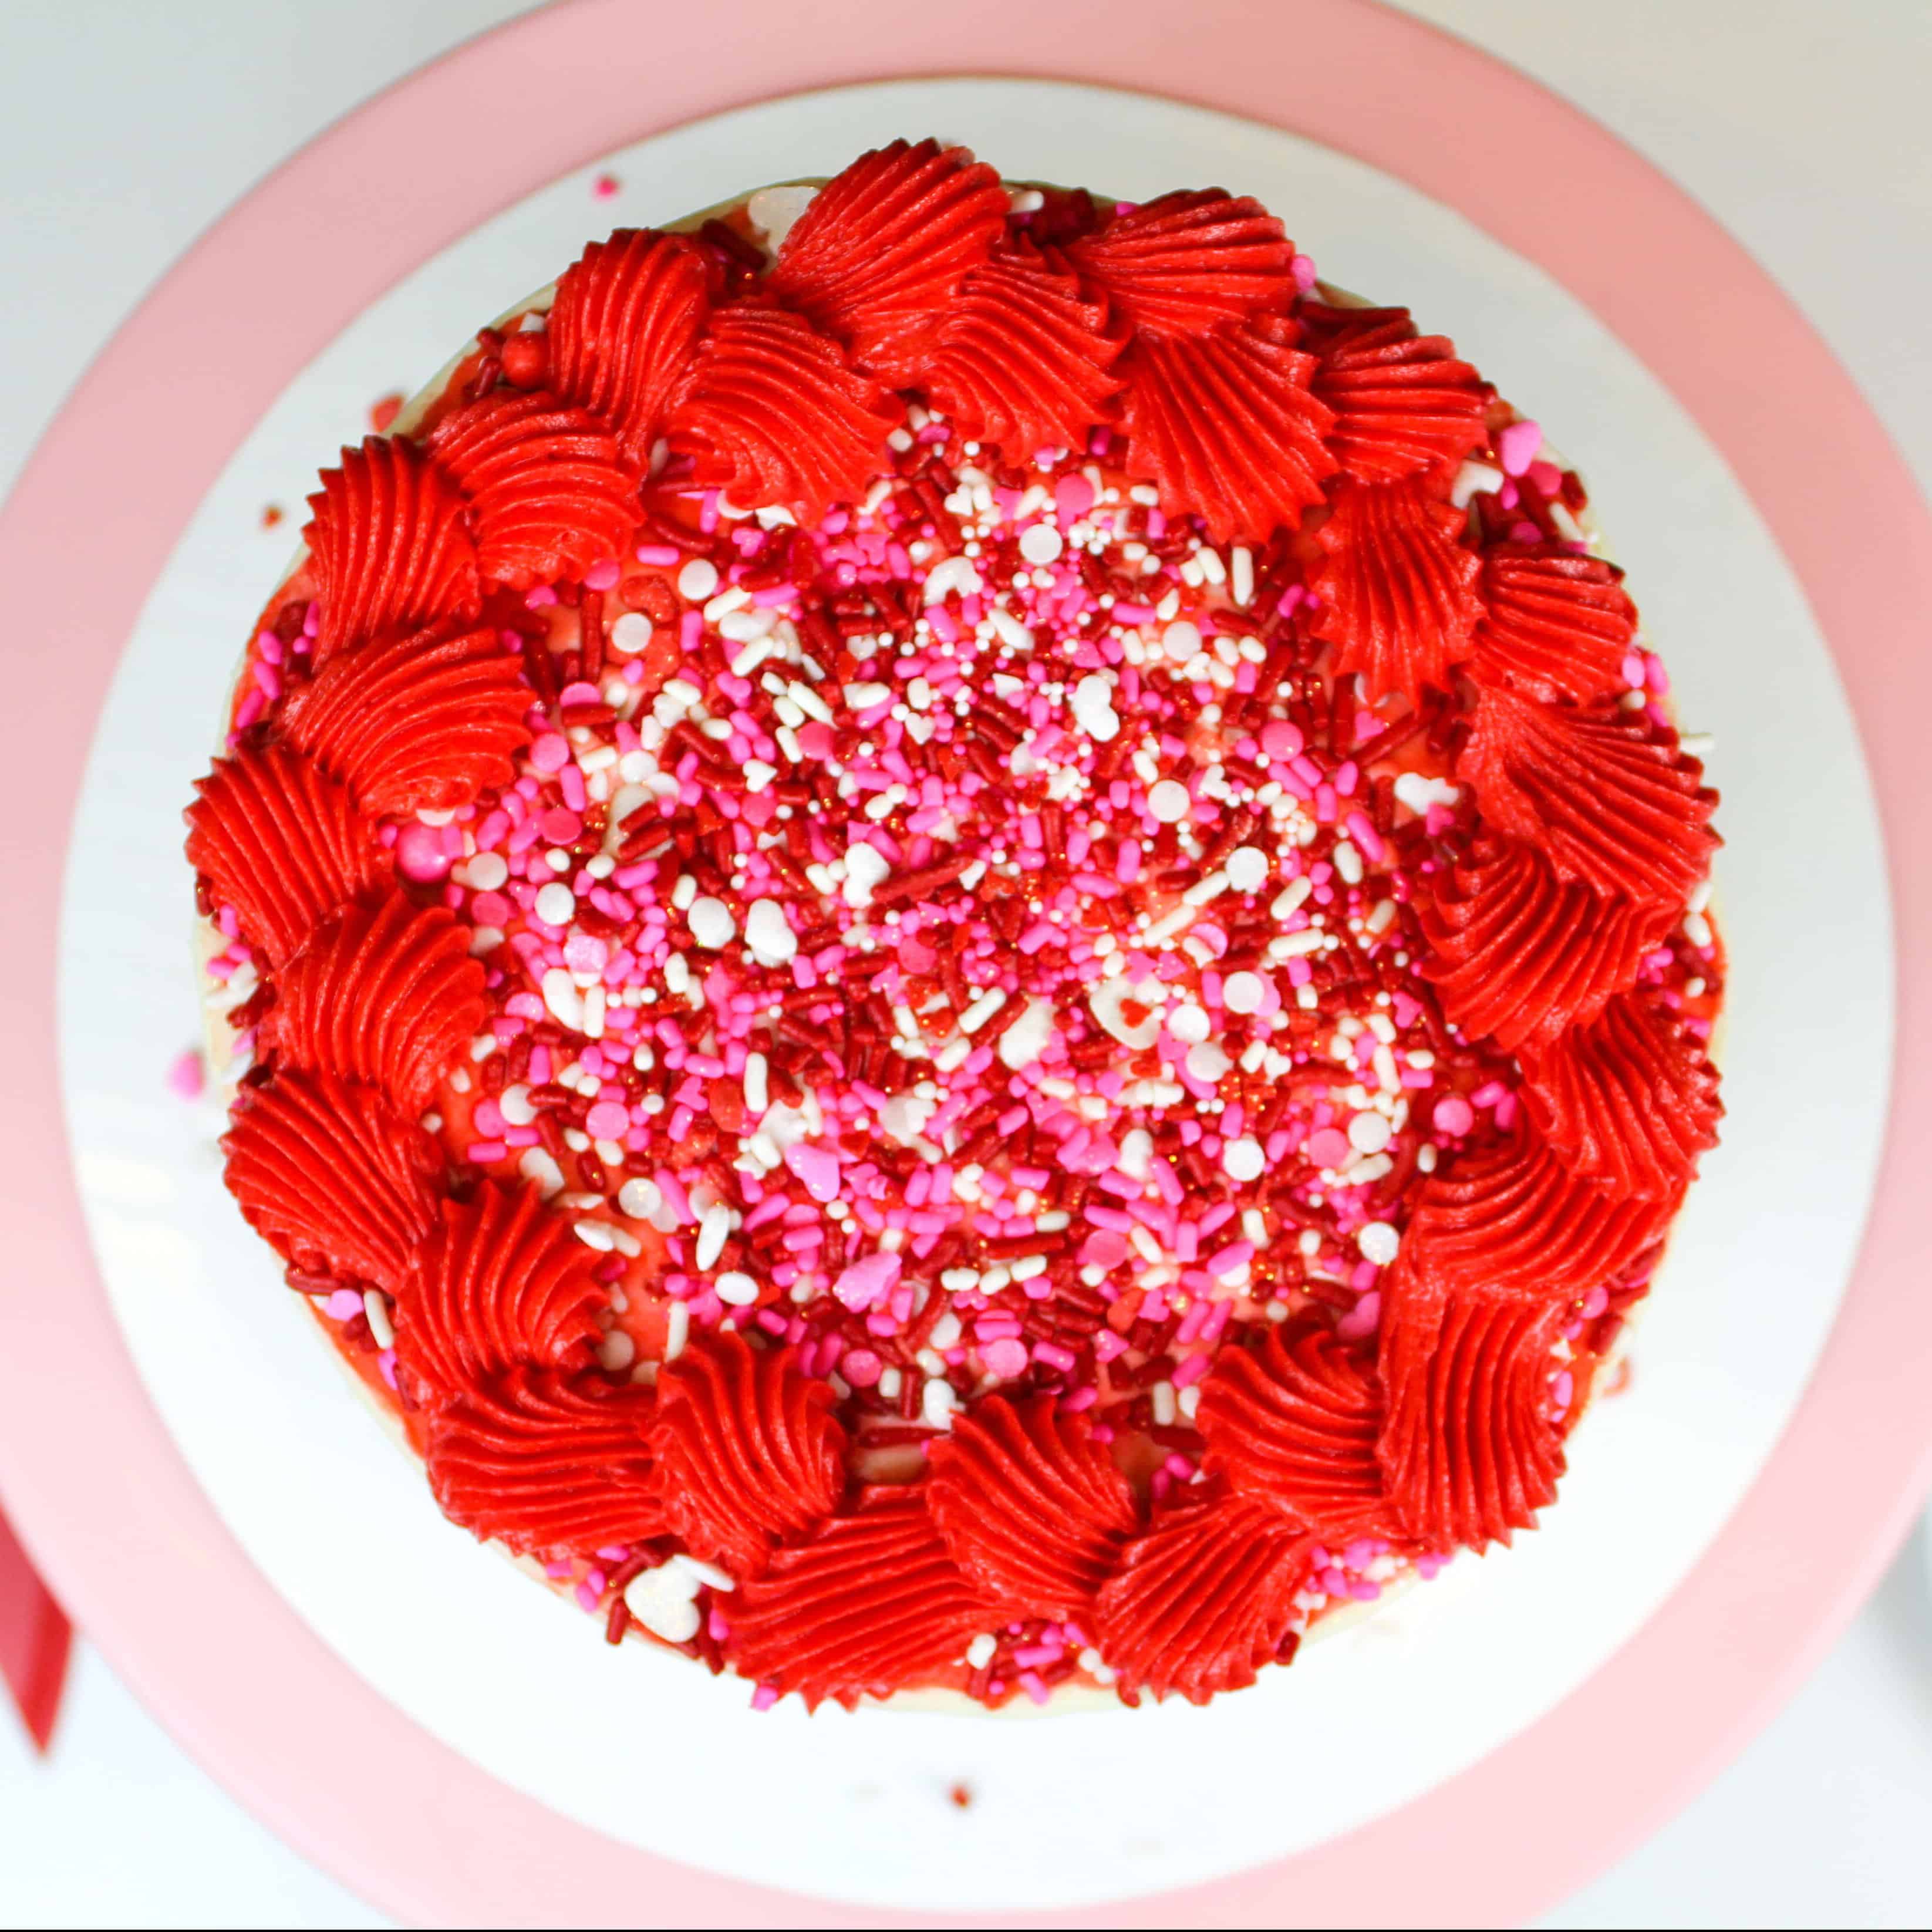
[{"x1": 184, "y1": 140, "x2": 1724, "y2": 1711}]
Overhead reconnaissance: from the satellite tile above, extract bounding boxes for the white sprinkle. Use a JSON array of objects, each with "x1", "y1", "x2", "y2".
[
  {"x1": 965, "y1": 1633, "x2": 998, "y2": 1670},
  {"x1": 362, "y1": 1289, "x2": 394, "y2": 1350},
  {"x1": 842, "y1": 841, "x2": 892, "y2": 907},
  {"x1": 1151, "y1": 1381, "x2": 1178, "y2": 1427},
  {"x1": 1222, "y1": 971, "x2": 1267, "y2": 1016},
  {"x1": 744, "y1": 182, "x2": 818, "y2": 251},
  {"x1": 687, "y1": 896, "x2": 736, "y2": 949},
  {"x1": 1019, "y1": 522, "x2": 1064, "y2": 565},
  {"x1": 1225, "y1": 845, "x2": 1269, "y2": 893},
  {"x1": 1333, "y1": 840, "x2": 1364, "y2": 885},
  {"x1": 1071, "y1": 673, "x2": 1121, "y2": 742},
  {"x1": 1683, "y1": 910, "x2": 1714, "y2": 949},
  {"x1": 922, "y1": 1377, "x2": 960, "y2": 1429},
  {"x1": 1230, "y1": 545, "x2": 1255, "y2": 608},
  {"x1": 744, "y1": 898, "x2": 797, "y2": 965},
  {"x1": 1358, "y1": 1221, "x2": 1401, "y2": 1266},
  {"x1": 535, "y1": 881, "x2": 575, "y2": 926},
  {"x1": 598, "y1": 1329, "x2": 636, "y2": 1372},
  {"x1": 716, "y1": 1270, "x2": 760, "y2": 1306},
  {"x1": 1222, "y1": 1137, "x2": 1266, "y2": 1182},
  {"x1": 1392, "y1": 771, "x2": 1459, "y2": 816},
  {"x1": 541, "y1": 968, "x2": 584, "y2": 1030},
  {"x1": 743, "y1": 1051, "x2": 768, "y2": 1116},
  {"x1": 1681, "y1": 731, "x2": 1715, "y2": 757},
  {"x1": 787, "y1": 679, "x2": 834, "y2": 724},
  {"x1": 996, "y1": 995, "x2": 1055, "y2": 1069},
  {"x1": 624, "y1": 1561, "x2": 702, "y2": 1644},
  {"x1": 1118, "y1": 1128, "x2": 1154, "y2": 1180},
  {"x1": 696, "y1": 1203, "x2": 731, "y2": 1271},
  {"x1": 461, "y1": 850, "x2": 509, "y2": 892},
  {"x1": 1348, "y1": 1111, "x2": 1394, "y2": 1154},
  {"x1": 1088, "y1": 977, "x2": 1162, "y2": 1050},
  {"x1": 1148, "y1": 779, "x2": 1192, "y2": 823},
  {"x1": 664, "y1": 1300, "x2": 690, "y2": 1360},
  {"x1": 574, "y1": 1219, "x2": 617, "y2": 1252},
  {"x1": 1182, "y1": 870, "x2": 1230, "y2": 906},
  {"x1": 1186, "y1": 1041, "x2": 1232, "y2": 1083},
  {"x1": 609, "y1": 611, "x2": 653, "y2": 655},
  {"x1": 959, "y1": 988, "x2": 1008, "y2": 1034},
  {"x1": 1162, "y1": 619, "x2": 1202, "y2": 665},
  {"x1": 1168, "y1": 1003, "x2": 1211, "y2": 1044},
  {"x1": 498, "y1": 1083, "x2": 536, "y2": 1127},
  {"x1": 1452, "y1": 459, "x2": 1505, "y2": 509},
  {"x1": 1276, "y1": 929, "x2": 1326, "y2": 958},
  {"x1": 922, "y1": 555, "x2": 984, "y2": 605},
  {"x1": 676, "y1": 557, "x2": 719, "y2": 601},
  {"x1": 844, "y1": 681, "x2": 891, "y2": 710},
  {"x1": 519, "y1": 1147, "x2": 565, "y2": 1198},
  {"x1": 618, "y1": 1176, "x2": 662, "y2": 1220}
]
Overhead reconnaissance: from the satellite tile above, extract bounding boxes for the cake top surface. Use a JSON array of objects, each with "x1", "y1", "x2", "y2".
[{"x1": 186, "y1": 139, "x2": 1722, "y2": 1712}]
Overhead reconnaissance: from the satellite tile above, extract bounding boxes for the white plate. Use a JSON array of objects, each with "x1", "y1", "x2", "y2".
[{"x1": 58, "y1": 77, "x2": 1890, "y2": 1913}]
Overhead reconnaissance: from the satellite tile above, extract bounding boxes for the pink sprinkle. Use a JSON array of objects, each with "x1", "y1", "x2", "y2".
[
  {"x1": 833, "y1": 1250, "x2": 901, "y2": 1311},
  {"x1": 1497, "y1": 418, "x2": 1542, "y2": 476},
  {"x1": 784, "y1": 1142, "x2": 842, "y2": 1202},
  {"x1": 584, "y1": 558, "x2": 621, "y2": 591},
  {"x1": 585, "y1": 1101, "x2": 630, "y2": 1140},
  {"x1": 323, "y1": 1288, "x2": 362, "y2": 1320},
  {"x1": 635, "y1": 544, "x2": 681, "y2": 567},
  {"x1": 395, "y1": 822, "x2": 452, "y2": 883},
  {"x1": 839, "y1": 1348, "x2": 883, "y2": 1388},
  {"x1": 1306, "y1": 1127, "x2": 1351, "y2": 1168},
  {"x1": 592, "y1": 172, "x2": 620, "y2": 199},
  {"x1": 165, "y1": 1047, "x2": 204, "y2": 1100},
  {"x1": 1054, "y1": 473, "x2": 1095, "y2": 521},
  {"x1": 750, "y1": 1684, "x2": 779, "y2": 1711},
  {"x1": 983, "y1": 1337, "x2": 1029, "y2": 1378},
  {"x1": 529, "y1": 732, "x2": 571, "y2": 774},
  {"x1": 1432, "y1": 1095, "x2": 1475, "y2": 1137},
  {"x1": 1336, "y1": 1291, "x2": 1381, "y2": 1341}
]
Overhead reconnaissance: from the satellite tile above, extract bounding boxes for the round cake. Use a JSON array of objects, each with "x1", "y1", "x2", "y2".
[{"x1": 184, "y1": 140, "x2": 1724, "y2": 1712}]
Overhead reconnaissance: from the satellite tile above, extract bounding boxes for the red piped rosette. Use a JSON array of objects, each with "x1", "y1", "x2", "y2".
[
  {"x1": 646, "y1": 1330, "x2": 847, "y2": 1578},
  {"x1": 183, "y1": 140, "x2": 1723, "y2": 1712}
]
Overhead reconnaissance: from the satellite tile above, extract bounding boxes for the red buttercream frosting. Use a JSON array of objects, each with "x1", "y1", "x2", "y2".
[
  {"x1": 1377, "y1": 1271, "x2": 1568, "y2": 1550},
  {"x1": 666, "y1": 302, "x2": 900, "y2": 521},
  {"x1": 425, "y1": 1368, "x2": 664, "y2": 1558},
  {"x1": 1197, "y1": 1327, "x2": 1390, "y2": 1538},
  {"x1": 926, "y1": 1394, "x2": 1140, "y2": 1620},
  {"x1": 1120, "y1": 315, "x2": 1337, "y2": 542},
  {"x1": 1404, "y1": 1120, "x2": 1674, "y2": 1301},
  {"x1": 186, "y1": 140, "x2": 1725, "y2": 1712},
  {"x1": 727, "y1": 1491, "x2": 1001, "y2": 1711},
  {"x1": 1067, "y1": 189, "x2": 1297, "y2": 336},
  {"x1": 221, "y1": 1068, "x2": 440, "y2": 1292},
  {"x1": 395, "y1": 1182, "x2": 606, "y2": 1408},
  {"x1": 257, "y1": 896, "x2": 485, "y2": 1114},
  {"x1": 545, "y1": 228, "x2": 711, "y2": 465},
  {"x1": 1472, "y1": 544, "x2": 1637, "y2": 703},
  {"x1": 1304, "y1": 303, "x2": 1489, "y2": 482},
  {"x1": 1519, "y1": 992, "x2": 1724, "y2": 1197},
  {"x1": 279, "y1": 622, "x2": 532, "y2": 817},
  {"x1": 1459, "y1": 684, "x2": 1719, "y2": 906},
  {"x1": 648, "y1": 1330, "x2": 846, "y2": 1577},
  {"x1": 915, "y1": 238, "x2": 1127, "y2": 460},
  {"x1": 1093, "y1": 1491, "x2": 1316, "y2": 1705},
  {"x1": 302, "y1": 436, "x2": 481, "y2": 664},
  {"x1": 185, "y1": 741, "x2": 387, "y2": 966},
  {"x1": 427, "y1": 390, "x2": 642, "y2": 591},
  {"x1": 771, "y1": 138, "x2": 1009, "y2": 384},
  {"x1": 1417, "y1": 837, "x2": 1678, "y2": 1053},
  {"x1": 1309, "y1": 473, "x2": 1485, "y2": 706}
]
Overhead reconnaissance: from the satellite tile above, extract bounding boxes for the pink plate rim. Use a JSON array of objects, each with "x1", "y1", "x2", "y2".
[{"x1": 4, "y1": 1, "x2": 1930, "y2": 1923}]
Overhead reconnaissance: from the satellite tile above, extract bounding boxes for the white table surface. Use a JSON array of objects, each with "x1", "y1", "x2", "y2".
[{"x1": 2, "y1": 2, "x2": 1928, "y2": 1924}]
